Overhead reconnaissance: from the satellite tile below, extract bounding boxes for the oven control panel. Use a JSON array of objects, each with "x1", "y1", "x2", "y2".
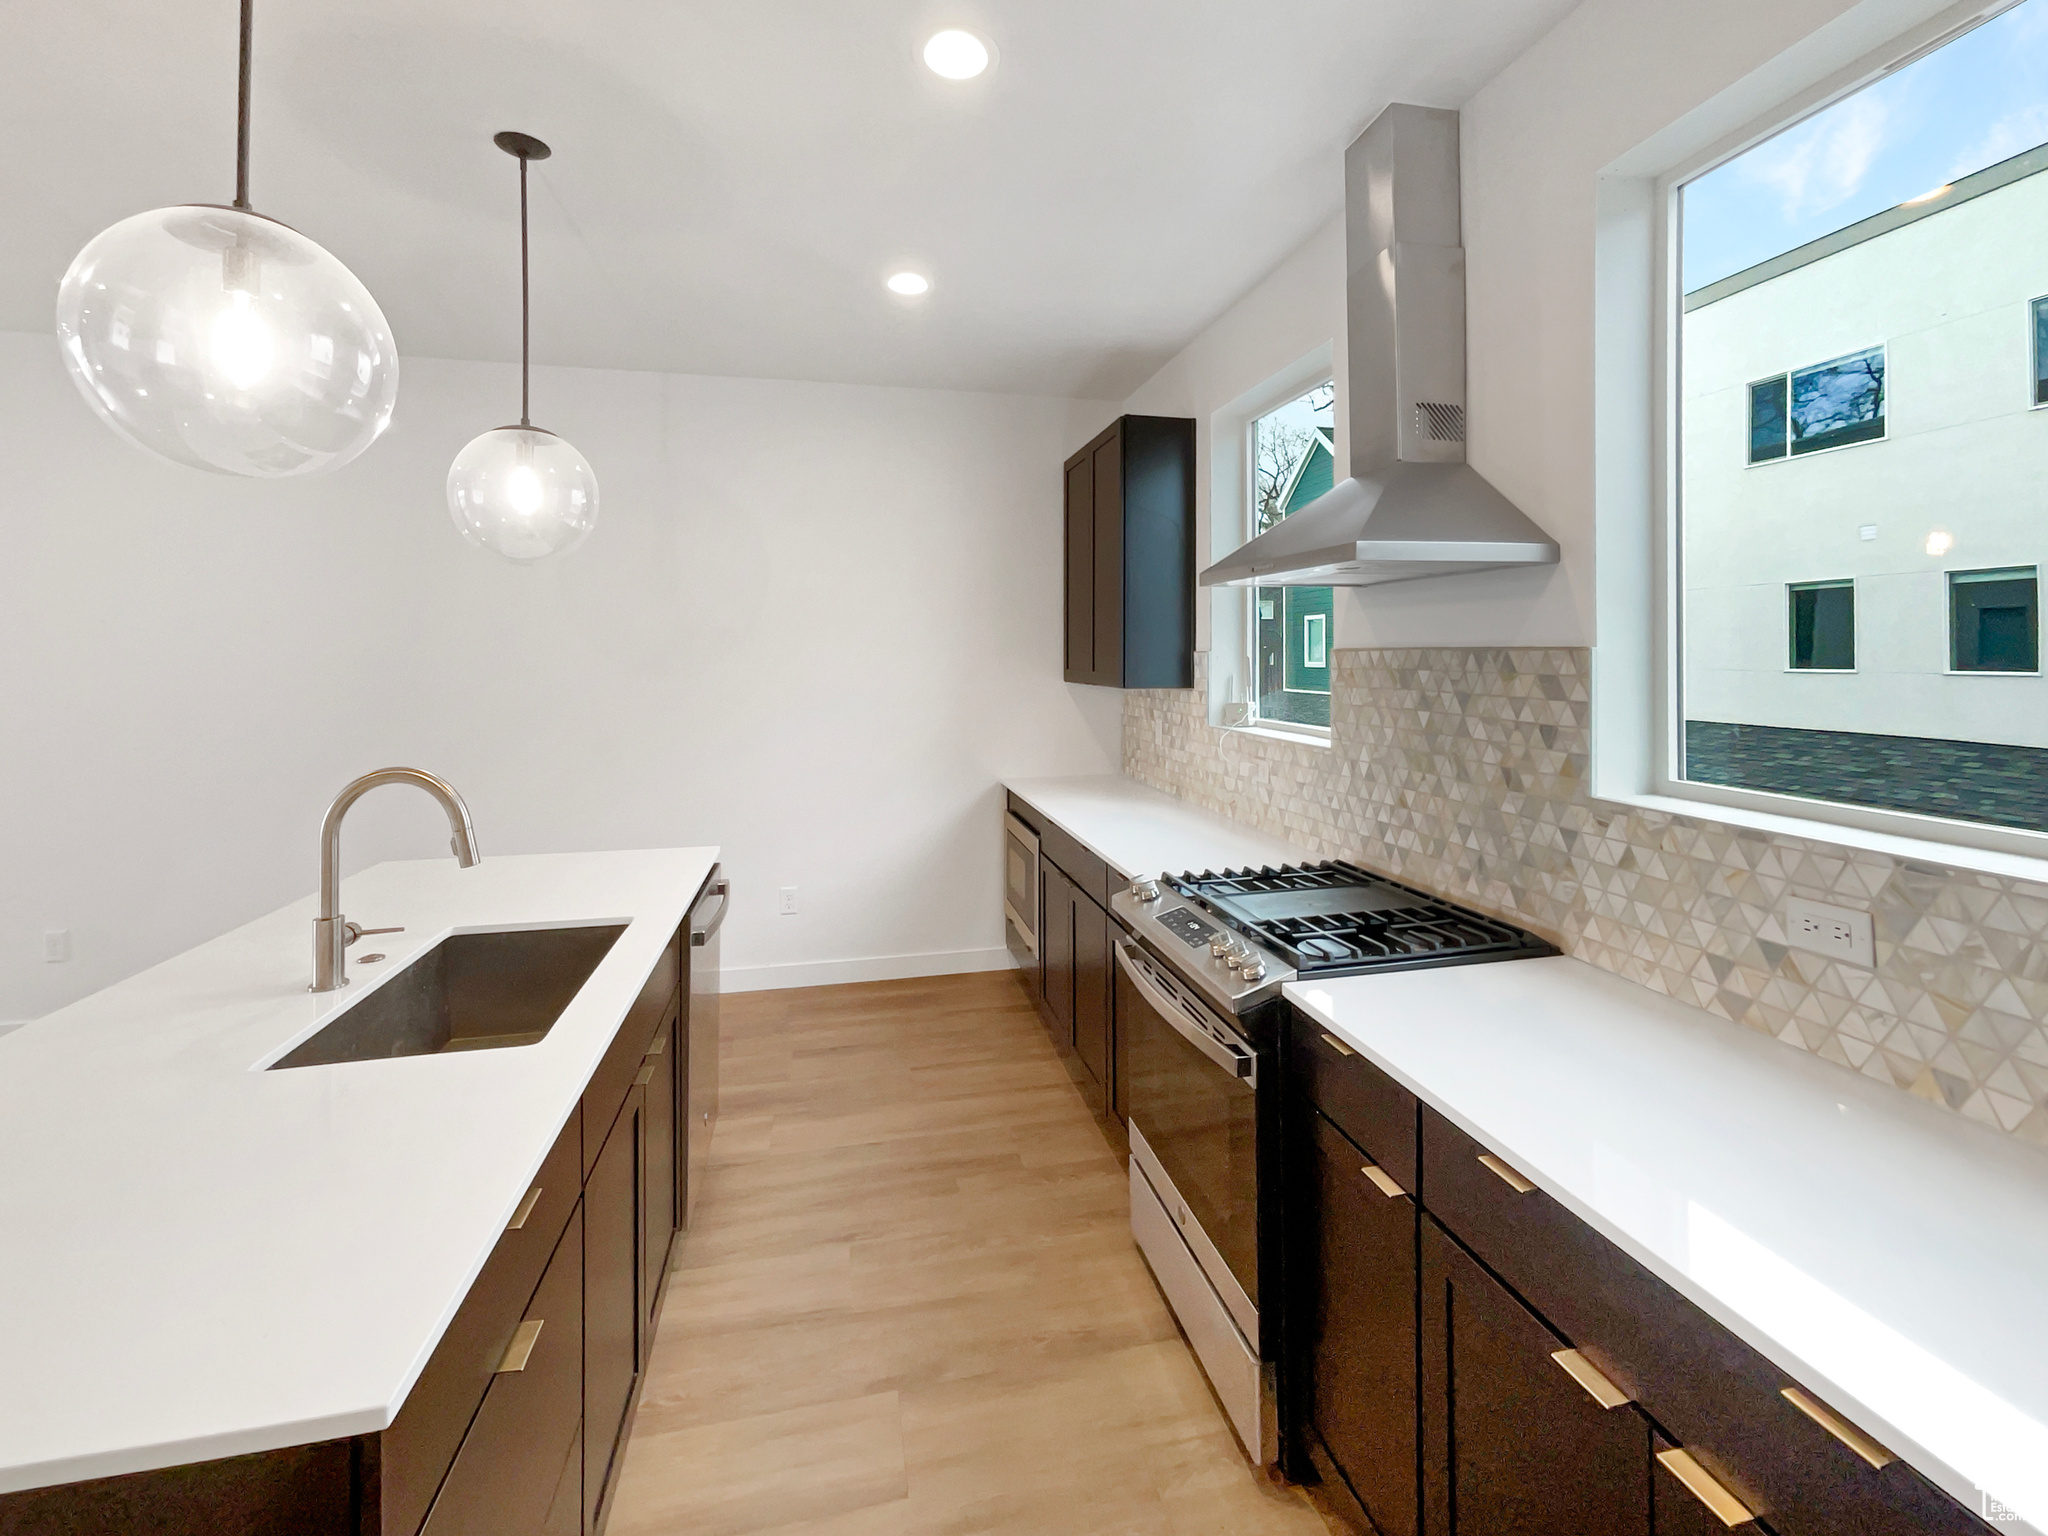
[{"x1": 1155, "y1": 907, "x2": 1218, "y2": 948}]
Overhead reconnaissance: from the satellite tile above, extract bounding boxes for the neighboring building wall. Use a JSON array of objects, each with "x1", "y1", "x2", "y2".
[{"x1": 1682, "y1": 164, "x2": 2048, "y2": 747}]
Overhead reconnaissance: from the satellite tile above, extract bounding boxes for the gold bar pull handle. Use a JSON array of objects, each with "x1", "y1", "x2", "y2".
[
  {"x1": 1656, "y1": 1448, "x2": 1754, "y2": 1527},
  {"x1": 1478, "y1": 1152, "x2": 1537, "y2": 1194},
  {"x1": 1551, "y1": 1348, "x2": 1631, "y2": 1408},
  {"x1": 1360, "y1": 1164, "x2": 1407, "y2": 1199},
  {"x1": 645, "y1": 1033, "x2": 666, "y2": 1055},
  {"x1": 506, "y1": 1186, "x2": 543, "y2": 1231},
  {"x1": 634, "y1": 1062, "x2": 656, "y2": 1087},
  {"x1": 1318, "y1": 1033, "x2": 1355, "y2": 1058},
  {"x1": 1781, "y1": 1387, "x2": 1895, "y2": 1470},
  {"x1": 497, "y1": 1319, "x2": 544, "y2": 1373}
]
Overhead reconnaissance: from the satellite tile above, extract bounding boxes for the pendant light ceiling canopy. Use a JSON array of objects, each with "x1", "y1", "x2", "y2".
[
  {"x1": 53, "y1": 0, "x2": 398, "y2": 478},
  {"x1": 446, "y1": 131, "x2": 598, "y2": 564}
]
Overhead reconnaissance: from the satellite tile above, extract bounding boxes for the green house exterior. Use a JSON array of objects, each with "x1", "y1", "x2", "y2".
[{"x1": 1254, "y1": 435, "x2": 1335, "y2": 727}]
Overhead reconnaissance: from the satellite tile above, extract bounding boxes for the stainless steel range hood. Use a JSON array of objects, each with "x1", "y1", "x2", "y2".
[{"x1": 1201, "y1": 104, "x2": 1559, "y2": 589}]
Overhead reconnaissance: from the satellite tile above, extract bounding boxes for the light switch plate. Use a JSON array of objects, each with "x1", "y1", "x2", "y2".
[{"x1": 1783, "y1": 897, "x2": 1874, "y2": 969}]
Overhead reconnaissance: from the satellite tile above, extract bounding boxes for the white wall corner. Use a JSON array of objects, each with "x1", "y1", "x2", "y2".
[{"x1": 1589, "y1": 171, "x2": 1660, "y2": 802}]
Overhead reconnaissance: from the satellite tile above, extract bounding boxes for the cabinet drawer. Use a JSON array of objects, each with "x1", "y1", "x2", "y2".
[
  {"x1": 1040, "y1": 820, "x2": 1112, "y2": 906},
  {"x1": 1419, "y1": 1105, "x2": 1988, "y2": 1536},
  {"x1": 420, "y1": 1204, "x2": 585, "y2": 1536},
  {"x1": 582, "y1": 937, "x2": 679, "y2": 1178},
  {"x1": 1290, "y1": 1010, "x2": 1417, "y2": 1192},
  {"x1": 380, "y1": 1104, "x2": 582, "y2": 1536}
]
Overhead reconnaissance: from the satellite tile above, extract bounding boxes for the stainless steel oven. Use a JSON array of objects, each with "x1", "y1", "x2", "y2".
[
  {"x1": 1003, "y1": 811, "x2": 1039, "y2": 964},
  {"x1": 1110, "y1": 859, "x2": 1555, "y2": 1475},
  {"x1": 1115, "y1": 937, "x2": 1268, "y2": 1460}
]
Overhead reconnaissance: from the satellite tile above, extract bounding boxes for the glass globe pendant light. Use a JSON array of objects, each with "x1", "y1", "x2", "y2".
[
  {"x1": 53, "y1": 0, "x2": 398, "y2": 477},
  {"x1": 445, "y1": 133, "x2": 598, "y2": 563}
]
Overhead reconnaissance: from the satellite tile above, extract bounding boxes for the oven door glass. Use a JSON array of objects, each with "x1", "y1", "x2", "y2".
[{"x1": 1118, "y1": 951, "x2": 1259, "y2": 1310}]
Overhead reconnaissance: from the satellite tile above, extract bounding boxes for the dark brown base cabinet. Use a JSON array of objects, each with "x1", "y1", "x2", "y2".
[
  {"x1": 1420, "y1": 1218, "x2": 1649, "y2": 1536},
  {"x1": 0, "y1": 866, "x2": 725, "y2": 1536},
  {"x1": 422, "y1": 1205, "x2": 586, "y2": 1536},
  {"x1": 1017, "y1": 796, "x2": 1122, "y2": 1140},
  {"x1": 1287, "y1": 1006, "x2": 1993, "y2": 1536},
  {"x1": 1298, "y1": 1108, "x2": 1418, "y2": 1536}
]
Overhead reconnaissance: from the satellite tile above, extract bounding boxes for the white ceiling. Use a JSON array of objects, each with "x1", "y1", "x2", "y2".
[{"x1": 2, "y1": 0, "x2": 1579, "y2": 398}]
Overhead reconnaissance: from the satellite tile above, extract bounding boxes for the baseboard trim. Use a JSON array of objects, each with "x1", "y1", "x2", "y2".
[{"x1": 720, "y1": 947, "x2": 1018, "y2": 994}]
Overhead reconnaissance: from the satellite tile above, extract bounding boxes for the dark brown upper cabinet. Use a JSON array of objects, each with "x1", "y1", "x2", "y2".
[{"x1": 1063, "y1": 415, "x2": 1194, "y2": 689}]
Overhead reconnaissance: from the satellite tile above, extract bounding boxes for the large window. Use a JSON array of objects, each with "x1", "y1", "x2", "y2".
[
  {"x1": 1248, "y1": 383, "x2": 1335, "y2": 730},
  {"x1": 1676, "y1": 0, "x2": 2048, "y2": 838}
]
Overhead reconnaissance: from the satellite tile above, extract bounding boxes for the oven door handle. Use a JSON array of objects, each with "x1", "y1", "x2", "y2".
[{"x1": 1114, "y1": 941, "x2": 1256, "y2": 1082}]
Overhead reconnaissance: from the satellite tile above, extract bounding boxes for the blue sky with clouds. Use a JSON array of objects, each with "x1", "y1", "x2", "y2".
[{"x1": 1684, "y1": 0, "x2": 2048, "y2": 289}]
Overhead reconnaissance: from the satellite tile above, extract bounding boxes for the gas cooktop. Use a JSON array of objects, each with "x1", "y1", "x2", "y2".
[{"x1": 1163, "y1": 861, "x2": 1554, "y2": 974}]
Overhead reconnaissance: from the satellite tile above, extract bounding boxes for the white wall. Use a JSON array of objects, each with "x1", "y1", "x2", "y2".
[
  {"x1": 0, "y1": 330, "x2": 1120, "y2": 1018},
  {"x1": 1684, "y1": 170, "x2": 2048, "y2": 743}
]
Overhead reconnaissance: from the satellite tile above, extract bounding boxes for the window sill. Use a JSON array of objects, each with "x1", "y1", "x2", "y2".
[
  {"x1": 1593, "y1": 788, "x2": 2048, "y2": 887},
  {"x1": 1225, "y1": 722, "x2": 1333, "y2": 751}
]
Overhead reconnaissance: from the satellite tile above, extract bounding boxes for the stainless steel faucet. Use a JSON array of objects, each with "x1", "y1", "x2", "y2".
[{"x1": 312, "y1": 768, "x2": 481, "y2": 992}]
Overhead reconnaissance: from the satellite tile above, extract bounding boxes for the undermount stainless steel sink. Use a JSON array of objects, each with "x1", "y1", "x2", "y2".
[{"x1": 270, "y1": 924, "x2": 628, "y2": 1070}]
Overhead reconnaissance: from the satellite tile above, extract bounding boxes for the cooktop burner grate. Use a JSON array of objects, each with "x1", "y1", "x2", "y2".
[{"x1": 1165, "y1": 860, "x2": 1551, "y2": 974}]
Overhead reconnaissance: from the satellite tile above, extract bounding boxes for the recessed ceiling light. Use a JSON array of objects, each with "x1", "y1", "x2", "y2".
[
  {"x1": 887, "y1": 271, "x2": 932, "y2": 297},
  {"x1": 923, "y1": 29, "x2": 991, "y2": 80}
]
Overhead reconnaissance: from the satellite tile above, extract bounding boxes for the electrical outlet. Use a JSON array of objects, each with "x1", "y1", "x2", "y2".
[
  {"x1": 42, "y1": 930, "x2": 70, "y2": 964},
  {"x1": 778, "y1": 886, "x2": 799, "y2": 916},
  {"x1": 1783, "y1": 897, "x2": 1874, "y2": 968}
]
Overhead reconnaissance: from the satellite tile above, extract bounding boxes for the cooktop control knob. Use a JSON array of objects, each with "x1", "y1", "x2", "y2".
[
  {"x1": 1209, "y1": 935, "x2": 1233, "y2": 959},
  {"x1": 1239, "y1": 959, "x2": 1266, "y2": 983},
  {"x1": 1131, "y1": 878, "x2": 1161, "y2": 902}
]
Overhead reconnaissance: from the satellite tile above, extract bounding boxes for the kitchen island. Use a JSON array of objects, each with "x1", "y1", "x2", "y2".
[{"x1": 0, "y1": 847, "x2": 720, "y2": 1535}]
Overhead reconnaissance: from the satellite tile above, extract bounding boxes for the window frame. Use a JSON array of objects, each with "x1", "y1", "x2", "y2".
[
  {"x1": 2031, "y1": 294, "x2": 2048, "y2": 408},
  {"x1": 1743, "y1": 345, "x2": 1888, "y2": 466},
  {"x1": 1946, "y1": 565, "x2": 2041, "y2": 675},
  {"x1": 1598, "y1": 0, "x2": 2048, "y2": 872},
  {"x1": 1241, "y1": 379, "x2": 1337, "y2": 740},
  {"x1": 1302, "y1": 611, "x2": 1329, "y2": 672},
  {"x1": 1785, "y1": 579, "x2": 1857, "y2": 673}
]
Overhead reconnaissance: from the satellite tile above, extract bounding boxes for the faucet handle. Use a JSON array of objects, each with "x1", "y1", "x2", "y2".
[{"x1": 343, "y1": 922, "x2": 405, "y2": 947}]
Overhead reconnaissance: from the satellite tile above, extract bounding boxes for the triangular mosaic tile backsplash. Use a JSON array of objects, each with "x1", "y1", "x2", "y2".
[{"x1": 1124, "y1": 648, "x2": 2048, "y2": 1148}]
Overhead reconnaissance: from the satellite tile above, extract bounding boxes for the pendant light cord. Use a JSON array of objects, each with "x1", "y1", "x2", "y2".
[
  {"x1": 234, "y1": 0, "x2": 253, "y2": 211},
  {"x1": 519, "y1": 153, "x2": 531, "y2": 428}
]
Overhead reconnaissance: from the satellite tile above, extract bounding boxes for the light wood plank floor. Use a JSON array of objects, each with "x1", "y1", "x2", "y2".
[{"x1": 605, "y1": 970, "x2": 1328, "y2": 1536}]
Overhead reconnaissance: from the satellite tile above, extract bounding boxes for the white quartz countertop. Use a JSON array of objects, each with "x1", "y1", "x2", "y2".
[
  {"x1": 0, "y1": 847, "x2": 718, "y2": 1495},
  {"x1": 1289, "y1": 957, "x2": 2048, "y2": 1531},
  {"x1": 1004, "y1": 774, "x2": 1308, "y2": 883}
]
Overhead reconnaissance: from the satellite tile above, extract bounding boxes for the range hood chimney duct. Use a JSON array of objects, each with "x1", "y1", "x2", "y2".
[{"x1": 1200, "y1": 103, "x2": 1559, "y2": 589}]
